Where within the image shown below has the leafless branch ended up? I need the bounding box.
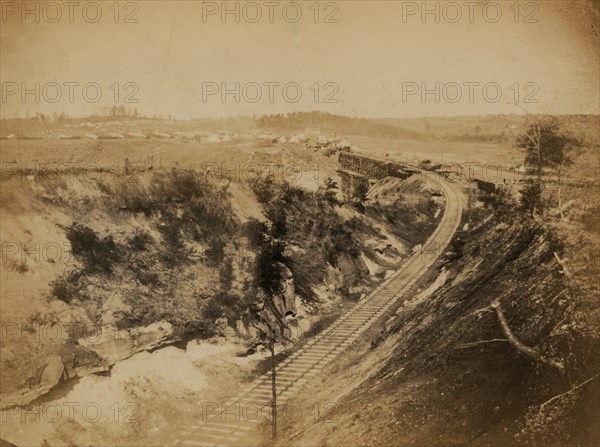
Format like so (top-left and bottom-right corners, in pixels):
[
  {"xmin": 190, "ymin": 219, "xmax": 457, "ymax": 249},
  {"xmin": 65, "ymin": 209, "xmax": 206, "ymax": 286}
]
[
  {"xmin": 456, "ymin": 339, "xmax": 509, "ymax": 349},
  {"xmin": 553, "ymin": 252, "xmax": 572, "ymax": 278},
  {"xmin": 491, "ymin": 299, "xmax": 564, "ymax": 370},
  {"xmin": 538, "ymin": 373, "xmax": 600, "ymax": 410}
]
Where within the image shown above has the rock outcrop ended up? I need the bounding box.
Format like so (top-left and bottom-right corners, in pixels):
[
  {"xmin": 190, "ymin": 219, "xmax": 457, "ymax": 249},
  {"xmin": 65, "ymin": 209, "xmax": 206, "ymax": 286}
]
[
  {"xmin": 78, "ymin": 321, "xmax": 175, "ymax": 365},
  {"xmin": 1, "ymin": 321, "xmax": 175, "ymax": 407}
]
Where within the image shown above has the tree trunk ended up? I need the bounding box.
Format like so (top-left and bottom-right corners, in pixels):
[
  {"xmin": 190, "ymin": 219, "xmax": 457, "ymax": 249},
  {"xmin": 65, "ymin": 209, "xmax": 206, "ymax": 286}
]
[
  {"xmin": 557, "ymin": 166, "xmax": 563, "ymax": 219},
  {"xmin": 491, "ymin": 300, "xmax": 563, "ymax": 370},
  {"xmin": 270, "ymin": 337, "xmax": 277, "ymax": 439}
]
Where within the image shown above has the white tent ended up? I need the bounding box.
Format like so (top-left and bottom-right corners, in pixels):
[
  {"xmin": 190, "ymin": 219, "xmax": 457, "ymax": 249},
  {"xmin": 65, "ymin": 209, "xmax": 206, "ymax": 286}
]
[
  {"xmin": 305, "ymin": 128, "xmax": 320, "ymax": 141},
  {"xmin": 292, "ymin": 133, "xmax": 306, "ymax": 142}
]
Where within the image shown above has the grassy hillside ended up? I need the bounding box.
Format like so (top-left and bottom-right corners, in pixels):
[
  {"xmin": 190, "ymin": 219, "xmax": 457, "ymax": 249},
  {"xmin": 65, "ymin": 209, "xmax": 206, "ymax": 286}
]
[{"xmin": 376, "ymin": 114, "xmax": 600, "ymax": 146}]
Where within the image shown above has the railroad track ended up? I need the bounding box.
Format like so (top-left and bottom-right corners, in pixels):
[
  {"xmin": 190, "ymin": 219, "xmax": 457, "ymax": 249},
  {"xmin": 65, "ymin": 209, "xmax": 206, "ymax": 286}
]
[{"xmin": 172, "ymin": 173, "xmax": 462, "ymax": 447}]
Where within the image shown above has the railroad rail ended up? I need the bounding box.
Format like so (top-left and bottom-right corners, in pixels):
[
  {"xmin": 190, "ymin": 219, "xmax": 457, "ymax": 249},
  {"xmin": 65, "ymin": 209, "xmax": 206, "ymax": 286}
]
[{"xmin": 172, "ymin": 173, "xmax": 463, "ymax": 447}]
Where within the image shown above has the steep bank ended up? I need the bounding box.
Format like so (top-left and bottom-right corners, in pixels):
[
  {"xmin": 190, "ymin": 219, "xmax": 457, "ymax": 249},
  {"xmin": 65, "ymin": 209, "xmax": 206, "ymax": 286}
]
[
  {"xmin": 0, "ymin": 150, "xmax": 442, "ymax": 413},
  {"xmin": 272, "ymin": 185, "xmax": 600, "ymax": 447}
]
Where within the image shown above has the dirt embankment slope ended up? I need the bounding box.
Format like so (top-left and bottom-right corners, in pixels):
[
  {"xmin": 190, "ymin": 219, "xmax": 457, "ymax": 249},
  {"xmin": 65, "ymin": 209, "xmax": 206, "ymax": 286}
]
[{"xmin": 272, "ymin": 186, "xmax": 600, "ymax": 447}]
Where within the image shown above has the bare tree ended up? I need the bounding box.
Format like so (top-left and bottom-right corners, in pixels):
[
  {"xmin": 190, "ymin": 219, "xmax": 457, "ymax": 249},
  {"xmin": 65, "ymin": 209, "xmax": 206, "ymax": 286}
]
[{"xmin": 515, "ymin": 118, "xmax": 580, "ymax": 217}]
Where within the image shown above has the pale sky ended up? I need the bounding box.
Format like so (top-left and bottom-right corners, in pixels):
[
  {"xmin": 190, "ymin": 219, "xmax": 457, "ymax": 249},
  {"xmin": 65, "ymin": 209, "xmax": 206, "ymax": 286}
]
[{"xmin": 1, "ymin": 0, "xmax": 598, "ymax": 119}]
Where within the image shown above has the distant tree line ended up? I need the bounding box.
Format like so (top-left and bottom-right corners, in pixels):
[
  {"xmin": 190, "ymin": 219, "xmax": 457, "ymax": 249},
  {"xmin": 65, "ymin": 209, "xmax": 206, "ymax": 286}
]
[{"xmin": 256, "ymin": 111, "xmax": 425, "ymax": 139}]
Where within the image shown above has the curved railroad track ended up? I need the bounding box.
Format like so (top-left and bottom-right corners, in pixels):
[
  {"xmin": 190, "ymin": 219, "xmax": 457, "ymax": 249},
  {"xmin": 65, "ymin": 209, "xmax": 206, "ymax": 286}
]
[{"xmin": 172, "ymin": 172, "xmax": 463, "ymax": 447}]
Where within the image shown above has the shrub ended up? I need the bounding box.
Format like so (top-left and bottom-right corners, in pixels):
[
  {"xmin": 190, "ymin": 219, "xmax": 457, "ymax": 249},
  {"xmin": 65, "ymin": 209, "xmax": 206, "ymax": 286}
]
[
  {"xmin": 64, "ymin": 224, "xmax": 122, "ymax": 274},
  {"xmin": 133, "ymin": 268, "xmax": 161, "ymax": 286},
  {"xmin": 50, "ymin": 271, "xmax": 85, "ymax": 304},
  {"xmin": 219, "ymin": 258, "xmax": 234, "ymax": 290},
  {"xmin": 479, "ymin": 186, "xmax": 517, "ymax": 222},
  {"xmin": 288, "ymin": 250, "xmax": 325, "ymax": 302},
  {"xmin": 128, "ymin": 230, "xmax": 153, "ymax": 251},
  {"xmin": 325, "ymin": 223, "xmax": 360, "ymax": 266},
  {"xmin": 14, "ymin": 261, "xmax": 28, "ymax": 273},
  {"xmin": 242, "ymin": 219, "xmax": 268, "ymax": 248},
  {"xmin": 249, "ymin": 175, "xmax": 277, "ymax": 204},
  {"xmin": 203, "ymin": 291, "xmax": 245, "ymax": 322},
  {"xmin": 520, "ymin": 181, "xmax": 544, "ymax": 217},
  {"xmin": 204, "ymin": 237, "xmax": 226, "ymax": 267}
]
